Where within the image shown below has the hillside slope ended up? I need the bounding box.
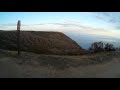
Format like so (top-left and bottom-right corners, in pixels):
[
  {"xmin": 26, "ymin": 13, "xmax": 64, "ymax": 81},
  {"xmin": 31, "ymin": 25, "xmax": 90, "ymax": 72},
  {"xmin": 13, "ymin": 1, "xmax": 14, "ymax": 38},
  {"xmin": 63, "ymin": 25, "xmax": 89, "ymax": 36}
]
[{"xmin": 0, "ymin": 31, "xmax": 83, "ymax": 55}]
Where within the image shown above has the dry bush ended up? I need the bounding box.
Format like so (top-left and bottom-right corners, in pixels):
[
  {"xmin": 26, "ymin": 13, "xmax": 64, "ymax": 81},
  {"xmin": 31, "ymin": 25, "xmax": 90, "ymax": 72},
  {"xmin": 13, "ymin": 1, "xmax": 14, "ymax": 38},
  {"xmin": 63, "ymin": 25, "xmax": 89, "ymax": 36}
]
[
  {"xmin": 104, "ymin": 43, "xmax": 116, "ymax": 51},
  {"xmin": 89, "ymin": 41, "xmax": 116, "ymax": 53},
  {"xmin": 89, "ymin": 41, "xmax": 105, "ymax": 53}
]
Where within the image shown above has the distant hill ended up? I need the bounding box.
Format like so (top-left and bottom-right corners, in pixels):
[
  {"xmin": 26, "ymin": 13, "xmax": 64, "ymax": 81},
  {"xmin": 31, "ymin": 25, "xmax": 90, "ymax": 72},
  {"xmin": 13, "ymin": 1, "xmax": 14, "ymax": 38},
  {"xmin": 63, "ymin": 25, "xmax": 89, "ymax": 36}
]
[{"xmin": 0, "ymin": 30, "xmax": 84, "ymax": 55}]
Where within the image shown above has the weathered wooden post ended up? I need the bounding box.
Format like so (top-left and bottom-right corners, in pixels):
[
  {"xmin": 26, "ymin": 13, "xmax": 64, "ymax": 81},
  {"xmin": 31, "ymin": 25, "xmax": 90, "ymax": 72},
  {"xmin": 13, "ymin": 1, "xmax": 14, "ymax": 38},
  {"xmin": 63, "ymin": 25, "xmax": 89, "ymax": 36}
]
[{"xmin": 17, "ymin": 20, "xmax": 21, "ymax": 56}]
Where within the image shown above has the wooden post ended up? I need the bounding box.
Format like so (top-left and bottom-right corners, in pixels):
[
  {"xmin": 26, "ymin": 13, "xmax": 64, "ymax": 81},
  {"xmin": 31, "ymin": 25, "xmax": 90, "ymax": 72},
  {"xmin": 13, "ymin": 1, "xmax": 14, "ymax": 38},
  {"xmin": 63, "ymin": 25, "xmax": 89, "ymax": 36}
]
[{"xmin": 17, "ymin": 20, "xmax": 21, "ymax": 56}]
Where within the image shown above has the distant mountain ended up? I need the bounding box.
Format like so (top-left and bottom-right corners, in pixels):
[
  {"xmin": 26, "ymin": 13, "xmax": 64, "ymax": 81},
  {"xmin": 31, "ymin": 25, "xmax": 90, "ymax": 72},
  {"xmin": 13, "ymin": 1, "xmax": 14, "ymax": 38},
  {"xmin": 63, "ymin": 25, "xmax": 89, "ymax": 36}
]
[{"xmin": 0, "ymin": 30, "xmax": 84, "ymax": 55}]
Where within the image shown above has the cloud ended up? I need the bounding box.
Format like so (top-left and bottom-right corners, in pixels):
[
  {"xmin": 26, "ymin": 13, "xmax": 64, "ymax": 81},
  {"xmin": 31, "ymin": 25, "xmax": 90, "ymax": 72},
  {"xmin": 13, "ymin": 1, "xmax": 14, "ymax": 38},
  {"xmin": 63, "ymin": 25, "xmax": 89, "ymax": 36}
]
[
  {"xmin": 48, "ymin": 22, "xmax": 82, "ymax": 27},
  {"xmin": 95, "ymin": 15, "xmax": 107, "ymax": 21},
  {"xmin": 93, "ymin": 12, "xmax": 113, "ymax": 23},
  {"xmin": 92, "ymin": 12, "xmax": 120, "ymax": 30},
  {"xmin": 114, "ymin": 26, "xmax": 120, "ymax": 30},
  {"xmin": 97, "ymin": 12, "xmax": 111, "ymax": 17},
  {"xmin": 0, "ymin": 22, "xmax": 109, "ymax": 31},
  {"xmin": 38, "ymin": 22, "xmax": 116, "ymax": 37},
  {"xmin": 0, "ymin": 21, "xmax": 119, "ymax": 39},
  {"xmin": 32, "ymin": 24, "xmax": 45, "ymax": 25},
  {"xmin": 0, "ymin": 23, "xmax": 29, "ymax": 26},
  {"xmin": 93, "ymin": 12, "xmax": 120, "ymax": 29},
  {"xmin": 53, "ymin": 22, "xmax": 109, "ymax": 32},
  {"xmin": 101, "ymin": 12, "xmax": 111, "ymax": 17},
  {"xmin": 93, "ymin": 12, "xmax": 120, "ymax": 23},
  {"xmin": 0, "ymin": 26, "xmax": 7, "ymax": 29},
  {"xmin": 0, "ymin": 20, "xmax": 111, "ymax": 34},
  {"xmin": 0, "ymin": 24, "xmax": 16, "ymax": 26}
]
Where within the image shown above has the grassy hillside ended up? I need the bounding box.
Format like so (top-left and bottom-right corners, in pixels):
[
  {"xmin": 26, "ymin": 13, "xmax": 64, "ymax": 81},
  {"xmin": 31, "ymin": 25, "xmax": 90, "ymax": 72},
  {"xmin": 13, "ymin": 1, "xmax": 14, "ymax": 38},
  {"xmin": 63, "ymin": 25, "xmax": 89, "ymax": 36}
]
[{"xmin": 0, "ymin": 31, "xmax": 84, "ymax": 55}]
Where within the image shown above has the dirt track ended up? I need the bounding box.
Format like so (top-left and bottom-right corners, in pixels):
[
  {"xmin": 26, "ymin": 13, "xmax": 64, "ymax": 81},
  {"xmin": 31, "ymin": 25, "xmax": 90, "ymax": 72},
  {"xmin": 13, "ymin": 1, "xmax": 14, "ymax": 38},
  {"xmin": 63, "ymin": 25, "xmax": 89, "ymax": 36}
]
[
  {"xmin": 0, "ymin": 57, "xmax": 23, "ymax": 78},
  {"xmin": 0, "ymin": 53, "xmax": 120, "ymax": 78},
  {"xmin": 68, "ymin": 58, "xmax": 120, "ymax": 78}
]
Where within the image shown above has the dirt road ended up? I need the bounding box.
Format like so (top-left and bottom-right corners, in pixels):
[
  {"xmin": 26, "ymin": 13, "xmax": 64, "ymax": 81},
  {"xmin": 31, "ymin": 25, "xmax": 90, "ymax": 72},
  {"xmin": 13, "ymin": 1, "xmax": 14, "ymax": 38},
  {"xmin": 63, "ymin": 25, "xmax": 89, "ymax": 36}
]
[
  {"xmin": 0, "ymin": 57, "xmax": 23, "ymax": 78},
  {"xmin": 67, "ymin": 58, "xmax": 120, "ymax": 78},
  {"xmin": 1, "ymin": 49, "xmax": 120, "ymax": 78},
  {"xmin": 0, "ymin": 56, "xmax": 120, "ymax": 78}
]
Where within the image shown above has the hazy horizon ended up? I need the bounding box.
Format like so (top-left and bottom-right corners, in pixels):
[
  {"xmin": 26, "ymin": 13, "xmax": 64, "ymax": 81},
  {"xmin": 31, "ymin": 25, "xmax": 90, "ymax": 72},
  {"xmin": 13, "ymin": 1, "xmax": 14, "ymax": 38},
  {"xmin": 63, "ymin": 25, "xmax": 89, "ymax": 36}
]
[{"xmin": 1, "ymin": 12, "xmax": 120, "ymax": 49}]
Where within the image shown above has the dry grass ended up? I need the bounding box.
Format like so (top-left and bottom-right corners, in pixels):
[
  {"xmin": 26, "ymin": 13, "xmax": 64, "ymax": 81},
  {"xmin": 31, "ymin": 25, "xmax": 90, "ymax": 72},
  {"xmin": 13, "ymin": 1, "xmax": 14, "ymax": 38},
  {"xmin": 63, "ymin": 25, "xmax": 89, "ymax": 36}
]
[{"xmin": 0, "ymin": 31, "xmax": 83, "ymax": 55}]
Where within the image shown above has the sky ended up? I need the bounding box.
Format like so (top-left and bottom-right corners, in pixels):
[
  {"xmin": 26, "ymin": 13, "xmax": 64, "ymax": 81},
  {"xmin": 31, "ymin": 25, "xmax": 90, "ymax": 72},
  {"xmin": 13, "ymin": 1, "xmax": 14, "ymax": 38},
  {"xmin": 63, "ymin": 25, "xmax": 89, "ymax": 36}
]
[{"xmin": 0, "ymin": 12, "xmax": 120, "ymax": 49}]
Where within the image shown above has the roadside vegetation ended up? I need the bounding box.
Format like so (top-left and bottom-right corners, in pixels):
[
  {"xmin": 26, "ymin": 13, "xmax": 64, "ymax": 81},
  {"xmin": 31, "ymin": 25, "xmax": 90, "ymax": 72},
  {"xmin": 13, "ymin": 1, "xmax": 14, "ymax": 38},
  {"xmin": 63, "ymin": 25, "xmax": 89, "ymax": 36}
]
[{"xmin": 88, "ymin": 41, "xmax": 117, "ymax": 54}]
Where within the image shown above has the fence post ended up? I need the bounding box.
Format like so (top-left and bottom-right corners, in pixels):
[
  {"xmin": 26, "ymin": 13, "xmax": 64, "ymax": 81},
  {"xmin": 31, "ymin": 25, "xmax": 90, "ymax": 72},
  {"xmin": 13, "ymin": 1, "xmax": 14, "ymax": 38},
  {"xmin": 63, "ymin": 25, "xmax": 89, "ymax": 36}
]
[{"xmin": 17, "ymin": 20, "xmax": 21, "ymax": 56}]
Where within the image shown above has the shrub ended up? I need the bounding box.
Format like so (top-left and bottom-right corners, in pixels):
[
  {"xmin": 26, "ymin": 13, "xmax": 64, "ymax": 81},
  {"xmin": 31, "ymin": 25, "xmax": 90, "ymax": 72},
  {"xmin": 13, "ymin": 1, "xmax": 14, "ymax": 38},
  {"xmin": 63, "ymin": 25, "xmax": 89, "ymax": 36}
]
[
  {"xmin": 104, "ymin": 43, "xmax": 115, "ymax": 51},
  {"xmin": 88, "ymin": 41, "xmax": 116, "ymax": 53},
  {"xmin": 88, "ymin": 41, "xmax": 105, "ymax": 53}
]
